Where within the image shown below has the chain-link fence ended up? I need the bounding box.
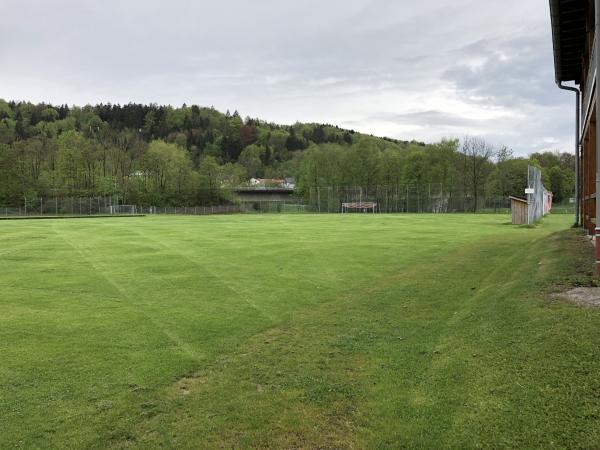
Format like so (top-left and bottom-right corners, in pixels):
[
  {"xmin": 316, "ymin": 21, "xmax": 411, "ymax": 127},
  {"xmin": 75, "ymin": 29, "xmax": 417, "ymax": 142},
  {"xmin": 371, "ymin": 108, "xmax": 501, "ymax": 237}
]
[
  {"xmin": 0, "ymin": 197, "xmax": 243, "ymax": 217},
  {"xmin": 238, "ymin": 199, "xmax": 308, "ymax": 214},
  {"xmin": 0, "ymin": 196, "xmax": 125, "ymax": 217},
  {"xmin": 139, "ymin": 205, "xmax": 243, "ymax": 215}
]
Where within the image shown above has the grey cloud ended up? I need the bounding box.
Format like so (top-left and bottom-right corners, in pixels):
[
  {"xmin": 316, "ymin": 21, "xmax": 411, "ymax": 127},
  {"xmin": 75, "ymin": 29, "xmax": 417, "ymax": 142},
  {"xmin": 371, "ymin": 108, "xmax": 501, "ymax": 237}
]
[
  {"xmin": 443, "ymin": 32, "xmax": 565, "ymax": 108},
  {"xmin": 372, "ymin": 110, "xmax": 485, "ymax": 128}
]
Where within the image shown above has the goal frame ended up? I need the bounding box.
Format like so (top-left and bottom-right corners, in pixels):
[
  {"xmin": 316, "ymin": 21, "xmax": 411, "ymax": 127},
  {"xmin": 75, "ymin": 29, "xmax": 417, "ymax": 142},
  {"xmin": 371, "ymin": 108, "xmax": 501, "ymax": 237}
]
[
  {"xmin": 108, "ymin": 205, "xmax": 137, "ymax": 215},
  {"xmin": 341, "ymin": 202, "xmax": 377, "ymax": 213}
]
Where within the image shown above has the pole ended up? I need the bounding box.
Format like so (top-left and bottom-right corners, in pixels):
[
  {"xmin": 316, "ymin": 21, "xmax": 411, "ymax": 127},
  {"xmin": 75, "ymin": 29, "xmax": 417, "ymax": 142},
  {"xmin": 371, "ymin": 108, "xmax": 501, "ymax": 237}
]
[
  {"xmin": 317, "ymin": 187, "xmax": 321, "ymax": 213},
  {"xmin": 527, "ymin": 167, "xmax": 531, "ymax": 225},
  {"xmin": 576, "ymin": 90, "xmax": 581, "ymax": 226},
  {"xmin": 596, "ymin": 0, "xmax": 600, "ymax": 274},
  {"xmin": 556, "ymin": 83, "xmax": 581, "ymax": 225},
  {"xmin": 428, "ymin": 183, "xmax": 431, "ymax": 213}
]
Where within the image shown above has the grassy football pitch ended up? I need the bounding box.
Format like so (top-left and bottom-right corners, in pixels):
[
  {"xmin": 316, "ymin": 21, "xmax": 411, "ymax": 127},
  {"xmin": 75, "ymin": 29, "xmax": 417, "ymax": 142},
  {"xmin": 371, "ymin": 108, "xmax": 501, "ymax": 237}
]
[{"xmin": 2, "ymin": 213, "xmax": 600, "ymax": 448}]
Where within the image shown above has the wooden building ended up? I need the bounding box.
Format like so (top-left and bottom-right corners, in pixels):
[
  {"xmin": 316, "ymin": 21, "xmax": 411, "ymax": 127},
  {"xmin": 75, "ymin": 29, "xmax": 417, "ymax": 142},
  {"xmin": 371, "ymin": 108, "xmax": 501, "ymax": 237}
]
[
  {"xmin": 509, "ymin": 196, "xmax": 528, "ymax": 225},
  {"xmin": 234, "ymin": 187, "xmax": 295, "ymax": 203},
  {"xmin": 550, "ymin": 0, "xmax": 600, "ymax": 272}
]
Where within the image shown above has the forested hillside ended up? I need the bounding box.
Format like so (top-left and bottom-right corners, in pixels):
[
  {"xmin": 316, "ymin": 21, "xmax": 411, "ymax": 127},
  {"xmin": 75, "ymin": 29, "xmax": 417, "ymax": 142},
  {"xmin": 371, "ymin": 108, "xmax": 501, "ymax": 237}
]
[{"xmin": 0, "ymin": 99, "xmax": 574, "ymax": 207}]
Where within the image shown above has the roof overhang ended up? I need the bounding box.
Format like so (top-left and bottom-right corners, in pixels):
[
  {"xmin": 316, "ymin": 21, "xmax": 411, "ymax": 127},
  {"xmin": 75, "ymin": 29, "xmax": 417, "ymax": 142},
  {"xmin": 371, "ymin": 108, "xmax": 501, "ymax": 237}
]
[{"xmin": 549, "ymin": 0, "xmax": 588, "ymax": 83}]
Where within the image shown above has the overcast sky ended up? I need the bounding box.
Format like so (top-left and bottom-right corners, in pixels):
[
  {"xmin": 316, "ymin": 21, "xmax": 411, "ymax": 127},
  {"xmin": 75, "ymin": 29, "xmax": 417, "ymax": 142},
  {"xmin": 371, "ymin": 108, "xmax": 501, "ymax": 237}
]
[{"xmin": 0, "ymin": 0, "xmax": 575, "ymax": 156}]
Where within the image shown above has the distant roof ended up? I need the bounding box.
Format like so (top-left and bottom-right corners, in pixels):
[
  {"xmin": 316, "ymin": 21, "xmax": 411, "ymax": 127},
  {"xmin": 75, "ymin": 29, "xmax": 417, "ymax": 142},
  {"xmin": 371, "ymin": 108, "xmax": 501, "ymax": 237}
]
[
  {"xmin": 235, "ymin": 187, "xmax": 294, "ymax": 193},
  {"xmin": 509, "ymin": 196, "xmax": 527, "ymax": 203},
  {"xmin": 549, "ymin": 0, "xmax": 588, "ymax": 83}
]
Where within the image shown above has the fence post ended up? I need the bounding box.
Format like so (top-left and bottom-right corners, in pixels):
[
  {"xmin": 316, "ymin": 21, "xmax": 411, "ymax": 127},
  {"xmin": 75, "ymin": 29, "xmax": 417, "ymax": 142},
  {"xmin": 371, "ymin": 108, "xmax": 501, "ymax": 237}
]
[
  {"xmin": 317, "ymin": 187, "xmax": 321, "ymax": 213},
  {"xmin": 40, "ymin": 198, "xmax": 43, "ymax": 216}
]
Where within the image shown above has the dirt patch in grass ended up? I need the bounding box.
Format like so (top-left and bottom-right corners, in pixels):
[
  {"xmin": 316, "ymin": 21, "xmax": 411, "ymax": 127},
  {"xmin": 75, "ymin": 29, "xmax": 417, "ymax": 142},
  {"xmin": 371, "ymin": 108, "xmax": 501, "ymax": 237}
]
[
  {"xmin": 558, "ymin": 287, "xmax": 600, "ymax": 308},
  {"xmin": 550, "ymin": 229, "xmax": 600, "ymax": 307},
  {"xmin": 171, "ymin": 375, "xmax": 207, "ymax": 398}
]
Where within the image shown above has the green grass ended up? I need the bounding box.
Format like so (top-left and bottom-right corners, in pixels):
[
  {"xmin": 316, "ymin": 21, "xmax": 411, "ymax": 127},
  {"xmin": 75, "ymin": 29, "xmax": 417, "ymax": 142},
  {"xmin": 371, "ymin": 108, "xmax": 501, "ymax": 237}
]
[{"xmin": 2, "ymin": 213, "xmax": 600, "ymax": 448}]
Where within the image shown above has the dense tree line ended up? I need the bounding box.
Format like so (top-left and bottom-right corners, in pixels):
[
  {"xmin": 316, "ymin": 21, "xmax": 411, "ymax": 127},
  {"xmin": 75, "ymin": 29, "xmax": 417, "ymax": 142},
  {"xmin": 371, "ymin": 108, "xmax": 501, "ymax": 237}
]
[
  {"xmin": 0, "ymin": 99, "xmax": 574, "ymax": 208},
  {"xmin": 297, "ymin": 137, "xmax": 575, "ymax": 206}
]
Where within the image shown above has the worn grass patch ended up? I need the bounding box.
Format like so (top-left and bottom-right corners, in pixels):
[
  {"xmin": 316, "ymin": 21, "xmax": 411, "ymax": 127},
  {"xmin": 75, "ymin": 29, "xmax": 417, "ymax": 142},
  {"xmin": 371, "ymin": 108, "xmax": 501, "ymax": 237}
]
[{"xmin": 2, "ymin": 214, "xmax": 600, "ymax": 448}]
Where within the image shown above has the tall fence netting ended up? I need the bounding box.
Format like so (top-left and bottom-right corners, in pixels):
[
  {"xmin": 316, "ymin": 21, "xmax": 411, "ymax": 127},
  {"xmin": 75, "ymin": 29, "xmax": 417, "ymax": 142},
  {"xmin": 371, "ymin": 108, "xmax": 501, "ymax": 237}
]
[
  {"xmin": 307, "ymin": 185, "xmax": 510, "ymax": 213},
  {"xmin": 527, "ymin": 166, "xmax": 553, "ymax": 224},
  {"xmin": 0, "ymin": 187, "xmax": 516, "ymax": 218}
]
